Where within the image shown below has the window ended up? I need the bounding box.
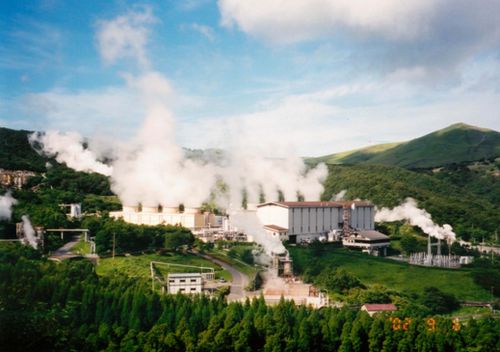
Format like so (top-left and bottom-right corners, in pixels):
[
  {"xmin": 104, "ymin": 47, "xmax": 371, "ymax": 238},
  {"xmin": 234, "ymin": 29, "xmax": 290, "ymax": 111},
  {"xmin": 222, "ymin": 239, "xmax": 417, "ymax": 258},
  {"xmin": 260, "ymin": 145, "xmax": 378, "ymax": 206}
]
[
  {"xmin": 169, "ymin": 279, "xmax": 175, "ymax": 283},
  {"xmin": 190, "ymin": 279, "xmax": 197, "ymax": 282},
  {"xmin": 190, "ymin": 287, "xmax": 196, "ymax": 291},
  {"xmin": 180, "ymin": 279, "xmax": 186, "ymax": 283}
]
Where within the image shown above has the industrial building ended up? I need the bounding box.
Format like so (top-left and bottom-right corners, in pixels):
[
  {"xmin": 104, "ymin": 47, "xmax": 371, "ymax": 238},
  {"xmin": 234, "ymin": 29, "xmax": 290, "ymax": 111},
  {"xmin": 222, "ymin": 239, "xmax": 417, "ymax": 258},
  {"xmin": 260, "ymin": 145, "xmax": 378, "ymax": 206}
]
[
  {"xmin": 257, "ymin": 200, "xmax": 390, "ymax": 255},
  {"xmin": 257, "ymin": 201, "xmax": 375, "ymax": 243},
  {"xmin": 342, "ymin": 230, "xmax": 391, "ymax": 256},
  {"xmin": 166, "ymin": 273, "xmax": 203, "ymax": 294},
  {"xmin": 110, "ymin": 206, "xmax": 221, "ymax": 230}
]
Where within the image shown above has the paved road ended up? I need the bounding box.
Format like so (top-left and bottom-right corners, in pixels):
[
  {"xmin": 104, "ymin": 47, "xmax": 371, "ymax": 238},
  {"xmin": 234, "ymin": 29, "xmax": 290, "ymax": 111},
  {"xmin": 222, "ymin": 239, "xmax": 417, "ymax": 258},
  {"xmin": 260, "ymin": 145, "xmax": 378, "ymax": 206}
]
[
  {"xmin": 49, "ymin": 235, "xmax": 81, "ymax": 260},
  {"xmin": 196, "ymin": 253, "xmax": 250, "ymax": 301}
]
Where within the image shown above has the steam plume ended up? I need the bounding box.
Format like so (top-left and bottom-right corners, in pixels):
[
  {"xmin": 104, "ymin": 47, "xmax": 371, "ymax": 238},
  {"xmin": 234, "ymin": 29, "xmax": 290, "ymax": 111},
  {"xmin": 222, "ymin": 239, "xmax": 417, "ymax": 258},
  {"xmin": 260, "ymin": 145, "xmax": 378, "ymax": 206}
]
[
  {"xmin": 21, "ymin": 215, "xmax": 38, "ymax": 249},
  {"xmin": 375, "ymin": 198, "xmax": 456, "ymax": 241},
  {"xmin": 29, "ymin": 131, "xmax": 113, "ymax": 176},
  {"xmin": 0, "ymin": 191, "xmax": 17, "ymax": 220},
  {"xmin": 230, "ymin": 210, "xmax": 286, "ymax": 256}
]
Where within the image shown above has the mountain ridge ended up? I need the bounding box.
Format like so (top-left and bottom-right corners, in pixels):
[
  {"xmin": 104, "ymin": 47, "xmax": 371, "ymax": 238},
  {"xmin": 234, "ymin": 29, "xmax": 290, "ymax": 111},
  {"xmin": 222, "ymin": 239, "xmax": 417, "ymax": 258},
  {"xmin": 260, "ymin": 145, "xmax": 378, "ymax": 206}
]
[{"xmin": 308, "ymin": 123, "xmax": 500, "ymax": 169}]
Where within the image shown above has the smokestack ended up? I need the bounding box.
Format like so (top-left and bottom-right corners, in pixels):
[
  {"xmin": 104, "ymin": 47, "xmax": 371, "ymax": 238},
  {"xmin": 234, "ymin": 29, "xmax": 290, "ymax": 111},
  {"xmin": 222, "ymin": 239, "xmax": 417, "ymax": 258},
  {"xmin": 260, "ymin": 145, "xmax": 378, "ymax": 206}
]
[{"xmin": 343, "ymin": 203, "xmax": 351, "ymax": 235}]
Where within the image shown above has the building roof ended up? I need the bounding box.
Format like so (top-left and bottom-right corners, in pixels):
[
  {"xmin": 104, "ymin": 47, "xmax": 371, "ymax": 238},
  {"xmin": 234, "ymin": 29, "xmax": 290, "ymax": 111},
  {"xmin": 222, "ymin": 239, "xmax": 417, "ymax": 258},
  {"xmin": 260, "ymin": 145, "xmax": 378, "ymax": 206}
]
[
  {"xmin": 354, "ymin": 230, "xmax": 390, "ymax": 241},
  {"xmin": 167, "ymin": 273, "xmax": 202, "ymax": 278},
  {"xmin": 264, "ymin": 224, "xmax": 289, "ymax": 232},
  {"xmin": 257, "ymin": 201, "xmax": 373, "ymax": 209},
  {"xmin": 362, "ymin": 304, "xmax": 397, "ymax": 312}
]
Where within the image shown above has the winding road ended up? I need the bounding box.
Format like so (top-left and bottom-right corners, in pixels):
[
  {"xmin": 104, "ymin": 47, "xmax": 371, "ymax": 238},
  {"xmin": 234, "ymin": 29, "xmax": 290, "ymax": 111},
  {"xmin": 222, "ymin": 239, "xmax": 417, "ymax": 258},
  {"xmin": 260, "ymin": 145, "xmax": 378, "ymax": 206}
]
[
  {"xmin": 49, "ymin": 235, "xmax": 81, "ymax": 260},
  {"xmin": 196, "ymin": 253, "xmax": 250, "ymax": 301}
]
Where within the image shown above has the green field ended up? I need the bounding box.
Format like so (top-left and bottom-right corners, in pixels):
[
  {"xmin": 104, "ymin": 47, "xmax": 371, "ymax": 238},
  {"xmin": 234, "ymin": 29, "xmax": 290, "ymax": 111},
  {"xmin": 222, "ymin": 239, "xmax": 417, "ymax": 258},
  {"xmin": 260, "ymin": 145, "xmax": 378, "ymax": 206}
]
[
  {"xmin": 205, "ymin": 246, "xmax": 260, "ymax": 277},
  {"xmin": 289, "ymin": 245, "xmax": 491, "ymax": 301},
  {"xmin": 71, "ymin": 240, "xmax": 92, "ymax": 255},
  {"xmin": 96, "ymin": 252, "xmax": 231, "ymax": 281}
]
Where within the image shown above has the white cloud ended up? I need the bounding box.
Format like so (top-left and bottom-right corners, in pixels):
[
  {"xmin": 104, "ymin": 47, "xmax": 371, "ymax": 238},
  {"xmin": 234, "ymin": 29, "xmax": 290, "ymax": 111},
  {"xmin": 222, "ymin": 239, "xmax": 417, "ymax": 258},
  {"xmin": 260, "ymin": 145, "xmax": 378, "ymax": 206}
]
[
  {"xmin": 19, "ymin": 85, "xmax": 144, "ymax": 138},
  {"xmin": 218, "ymin": 0, "xmax": 500, "ymax": 77},
  {"xmin": 96, "ymin": 6, "xmax": 156, "ymax": 67},
  {"xmin": 190, "ymin": 23, "xmax": 216, "ymax": 41},
  {"xmin": 218, "ymin": 0, "xmax": 438, "ymax": 43},
  {"xmin": 181, "ymin": 76, "xmax": 500, "ymax": 156}
]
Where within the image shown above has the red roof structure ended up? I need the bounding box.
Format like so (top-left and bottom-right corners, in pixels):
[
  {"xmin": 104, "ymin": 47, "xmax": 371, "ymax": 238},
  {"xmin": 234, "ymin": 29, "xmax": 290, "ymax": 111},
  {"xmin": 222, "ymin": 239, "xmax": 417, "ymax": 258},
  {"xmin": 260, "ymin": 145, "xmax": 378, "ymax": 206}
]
[
  {"xmin": 361, "ymin": 304, "xmax": 397, "ymax": 312},
  {"xmin": 257, "ymin": 201, "xmax": 373, "ymax": 208}
]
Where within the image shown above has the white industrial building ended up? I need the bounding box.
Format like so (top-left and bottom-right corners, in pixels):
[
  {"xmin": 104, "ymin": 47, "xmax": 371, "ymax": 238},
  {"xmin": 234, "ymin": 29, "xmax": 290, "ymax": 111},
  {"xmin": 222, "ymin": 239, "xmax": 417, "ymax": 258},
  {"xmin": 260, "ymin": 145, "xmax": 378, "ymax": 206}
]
[
  {"xmin": 167, "ymin": 273, "xmax": 203, "ymax": 294},
  {"xmin": 256, "ymin": 201, "xmax": 374, "ymax": 243},
  {"xmin": 257, "ymin": 201, "xmax": 390, "ymax": 255},
  {"xmin": 110, "ymin": 206, "xmax": 220, "ymax": 230}
]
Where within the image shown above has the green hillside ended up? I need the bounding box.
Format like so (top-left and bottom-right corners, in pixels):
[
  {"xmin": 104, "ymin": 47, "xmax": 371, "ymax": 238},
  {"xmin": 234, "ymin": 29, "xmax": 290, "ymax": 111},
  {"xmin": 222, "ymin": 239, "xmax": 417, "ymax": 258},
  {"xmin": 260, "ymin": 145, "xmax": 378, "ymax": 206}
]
[
  {"xmin": 321, "ymin": 164, "xmax": 499, "ymax": 242},
  {"xmin": 0, "ymin": 127, "xmax": 47, "ymax": 171},
  {"xmin": 308, "ymin": 142, "xmax": 401, "ymax": 165},
  {"xmin": 309, "ymin": 123, "xmax": 500, "ymax": 168}
]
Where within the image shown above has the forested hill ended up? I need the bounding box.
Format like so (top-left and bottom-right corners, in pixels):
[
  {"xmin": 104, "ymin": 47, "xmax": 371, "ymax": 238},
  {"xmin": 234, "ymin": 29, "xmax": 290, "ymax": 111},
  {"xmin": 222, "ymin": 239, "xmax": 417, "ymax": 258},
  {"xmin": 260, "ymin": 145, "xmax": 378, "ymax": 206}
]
[
  {"xmin": 321, "ymin": 163, "xmax": 499, "ymax": 242},
  {"xmin": 309, "ymin": 123, "xmax": 500, "ymax": 168},
  {"xmin": 0, "ymin": 127, "xmax": 46, "ymax": 171}
]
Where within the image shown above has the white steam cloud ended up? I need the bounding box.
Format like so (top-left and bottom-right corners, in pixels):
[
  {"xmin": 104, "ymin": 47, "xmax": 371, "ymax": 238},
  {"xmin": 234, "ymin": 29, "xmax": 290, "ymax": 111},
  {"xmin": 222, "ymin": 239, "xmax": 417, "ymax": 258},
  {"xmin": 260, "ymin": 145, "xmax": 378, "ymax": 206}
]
[
  {"xmin": 332, "ymin": 189, "xmax": 347, "ymax": 201},
  {"xmin": 21, "ymin": 215, "xmax": 38, "ymax": 249},
  {"xmin": 29, "ymin": 131, "xmax": 113, "ymax": 176},
  {"xmin": 0, "ymin": 191, "xmax": 17, "ymax": 220},
  {"xmin": 29, "ymin": 8, "xmax": 328, "ymax": 212},
  {"xmin": 230, "ymin": 210, "xmax": 286, "ymax": 256},
  {"xmin": 375, "ymin": 198, "xmax": 456, "ymax": 241}
]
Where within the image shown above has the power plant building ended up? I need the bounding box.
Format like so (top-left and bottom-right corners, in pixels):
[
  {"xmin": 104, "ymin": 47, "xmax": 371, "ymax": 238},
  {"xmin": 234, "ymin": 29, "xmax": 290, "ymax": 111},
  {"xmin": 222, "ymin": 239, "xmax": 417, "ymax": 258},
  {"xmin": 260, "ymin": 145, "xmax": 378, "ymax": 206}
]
[
  {"xmin": 110, "ymin": 206, "xmax": 218, "ymax": 230},
  {"xmin": 256, "ymin": 201, "xmax": 376, "ymax": 244}
]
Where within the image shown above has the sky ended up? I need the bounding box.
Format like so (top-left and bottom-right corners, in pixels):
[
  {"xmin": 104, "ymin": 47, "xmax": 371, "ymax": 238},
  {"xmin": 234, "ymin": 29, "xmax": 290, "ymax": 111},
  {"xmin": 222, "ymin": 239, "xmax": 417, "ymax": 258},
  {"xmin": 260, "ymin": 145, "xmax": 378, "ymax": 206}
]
[{"xmin": 1, "ymin": 0, "xmax": 500, "ymax": 157}]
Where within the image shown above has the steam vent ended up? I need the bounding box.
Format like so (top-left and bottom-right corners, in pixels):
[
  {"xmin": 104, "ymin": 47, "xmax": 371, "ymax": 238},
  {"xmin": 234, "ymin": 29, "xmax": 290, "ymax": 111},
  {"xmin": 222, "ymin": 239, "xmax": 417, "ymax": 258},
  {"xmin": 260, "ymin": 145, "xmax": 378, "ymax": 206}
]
[{"xmin": 110, "ymin": 205, "xmax": 219, "ymax": 230}]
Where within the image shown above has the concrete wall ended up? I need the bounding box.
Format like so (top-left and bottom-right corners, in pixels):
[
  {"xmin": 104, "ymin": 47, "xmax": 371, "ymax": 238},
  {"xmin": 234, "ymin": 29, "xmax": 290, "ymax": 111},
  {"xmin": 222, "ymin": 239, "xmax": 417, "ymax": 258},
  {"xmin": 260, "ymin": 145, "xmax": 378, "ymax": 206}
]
[
  {"xmin": 350, "ymin": 206, "xmax": 374, "ymax": 230},
  {"xmin": 290, "ymin": 206, "xmax": 343, "ymax": 236}
]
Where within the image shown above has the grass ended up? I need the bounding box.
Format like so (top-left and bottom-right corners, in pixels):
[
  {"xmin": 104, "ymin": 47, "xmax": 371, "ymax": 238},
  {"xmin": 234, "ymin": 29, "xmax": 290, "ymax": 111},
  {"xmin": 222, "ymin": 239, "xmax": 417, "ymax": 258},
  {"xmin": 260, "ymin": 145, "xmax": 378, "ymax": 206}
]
[
  {"xmin": 96, "ymin": 252, "xmax": 231, "ymax": 281},
  {"xmin": 289, "ymin": 245, "xmax": 492, "ymax": 301},
  {"xmin": 71, "ymin": 240, "xmax": 92, "ymax": 255},
  {"xmin": 205, "ymin": 248, "xmax": 259, "ymax": 278}
]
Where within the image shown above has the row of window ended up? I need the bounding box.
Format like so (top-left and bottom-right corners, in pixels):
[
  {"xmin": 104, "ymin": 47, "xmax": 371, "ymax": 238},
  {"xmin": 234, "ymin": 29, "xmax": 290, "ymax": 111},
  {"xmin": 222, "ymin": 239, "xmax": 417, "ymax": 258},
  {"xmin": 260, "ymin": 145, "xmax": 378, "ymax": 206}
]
[{"xmin": 169, "ymin": 278, "xmax": 199, "ymax": 283}]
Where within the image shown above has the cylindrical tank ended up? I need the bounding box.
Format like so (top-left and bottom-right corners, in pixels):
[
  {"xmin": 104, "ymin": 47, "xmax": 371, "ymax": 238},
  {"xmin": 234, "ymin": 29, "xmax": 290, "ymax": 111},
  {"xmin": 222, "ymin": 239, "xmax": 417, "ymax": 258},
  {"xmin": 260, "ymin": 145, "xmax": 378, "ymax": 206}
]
[
  {"xmin": 123, "ymin": 205, "xmax": 139, "ymax": 213},
  {"xmin": 142, "ymin": 206, "xmax": 159, "ymax": 213},
  {"xmin": 162, "ymin": 207, "xmax": 179, "ymax": 214}
]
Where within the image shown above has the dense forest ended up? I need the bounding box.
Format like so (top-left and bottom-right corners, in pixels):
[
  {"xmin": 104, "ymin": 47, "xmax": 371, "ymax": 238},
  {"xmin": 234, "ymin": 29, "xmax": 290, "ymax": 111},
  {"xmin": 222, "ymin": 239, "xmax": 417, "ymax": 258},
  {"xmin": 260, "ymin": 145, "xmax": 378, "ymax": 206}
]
[{"xmin": 1, "ymin": 244, "xmax": 499, "ymax": 352}]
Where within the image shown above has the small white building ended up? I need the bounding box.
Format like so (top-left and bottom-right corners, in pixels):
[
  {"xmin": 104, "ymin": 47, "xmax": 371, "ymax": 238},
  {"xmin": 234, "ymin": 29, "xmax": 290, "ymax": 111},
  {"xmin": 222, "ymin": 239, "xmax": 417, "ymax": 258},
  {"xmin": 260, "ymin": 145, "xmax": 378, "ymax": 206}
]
[
  {"xmin": 167, "ymin": 273, "xmax": 203, "ymax": 294},
  {"xmin": 256, "ymin": 201, "xmax": 376, "ymax": 244}
]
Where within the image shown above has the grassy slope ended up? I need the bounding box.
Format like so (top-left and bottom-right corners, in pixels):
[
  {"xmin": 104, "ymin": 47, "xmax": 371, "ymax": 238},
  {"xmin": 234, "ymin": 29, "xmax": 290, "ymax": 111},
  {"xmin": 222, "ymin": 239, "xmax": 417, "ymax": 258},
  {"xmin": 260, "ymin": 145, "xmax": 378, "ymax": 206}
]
[
  {"xmin": 289, "ymin": 246, "xmax": 491, "ymax": 301},
  {"xmin": 307, "ymin": 142, "xmax": 401, "ymax": 165},
  {"xmin": 308, "ymin": 123, "xmax": 500, "ymax": 168},
  {"xmin": 96, "ymin": 252, "xmax": 231, "ymax": 281}
]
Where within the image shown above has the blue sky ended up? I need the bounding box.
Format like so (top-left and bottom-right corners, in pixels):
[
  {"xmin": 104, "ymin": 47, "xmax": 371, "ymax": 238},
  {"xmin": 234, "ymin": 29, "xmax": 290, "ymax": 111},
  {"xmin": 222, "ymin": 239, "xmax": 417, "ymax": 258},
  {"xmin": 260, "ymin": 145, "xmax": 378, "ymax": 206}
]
[{"xmin": 1, "ymin": 0, "xmax": 500, "ymax": 156}]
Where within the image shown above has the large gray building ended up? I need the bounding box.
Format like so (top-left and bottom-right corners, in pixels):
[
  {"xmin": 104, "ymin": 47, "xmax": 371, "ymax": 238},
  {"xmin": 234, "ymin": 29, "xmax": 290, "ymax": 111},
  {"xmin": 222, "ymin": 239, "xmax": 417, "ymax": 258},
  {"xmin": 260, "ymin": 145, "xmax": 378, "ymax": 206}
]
[{"xmin": 256, "ymin": 201, "xmax": 376, "ymax": 244}]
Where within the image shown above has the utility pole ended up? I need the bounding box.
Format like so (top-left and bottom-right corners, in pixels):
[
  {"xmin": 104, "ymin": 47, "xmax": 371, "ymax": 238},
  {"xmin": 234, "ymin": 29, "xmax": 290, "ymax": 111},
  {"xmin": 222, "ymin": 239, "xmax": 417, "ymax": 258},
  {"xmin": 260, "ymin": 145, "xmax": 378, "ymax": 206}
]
[{"xmin": 112, "ymin": 232, "xmax": 116, "ymax": 260}]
